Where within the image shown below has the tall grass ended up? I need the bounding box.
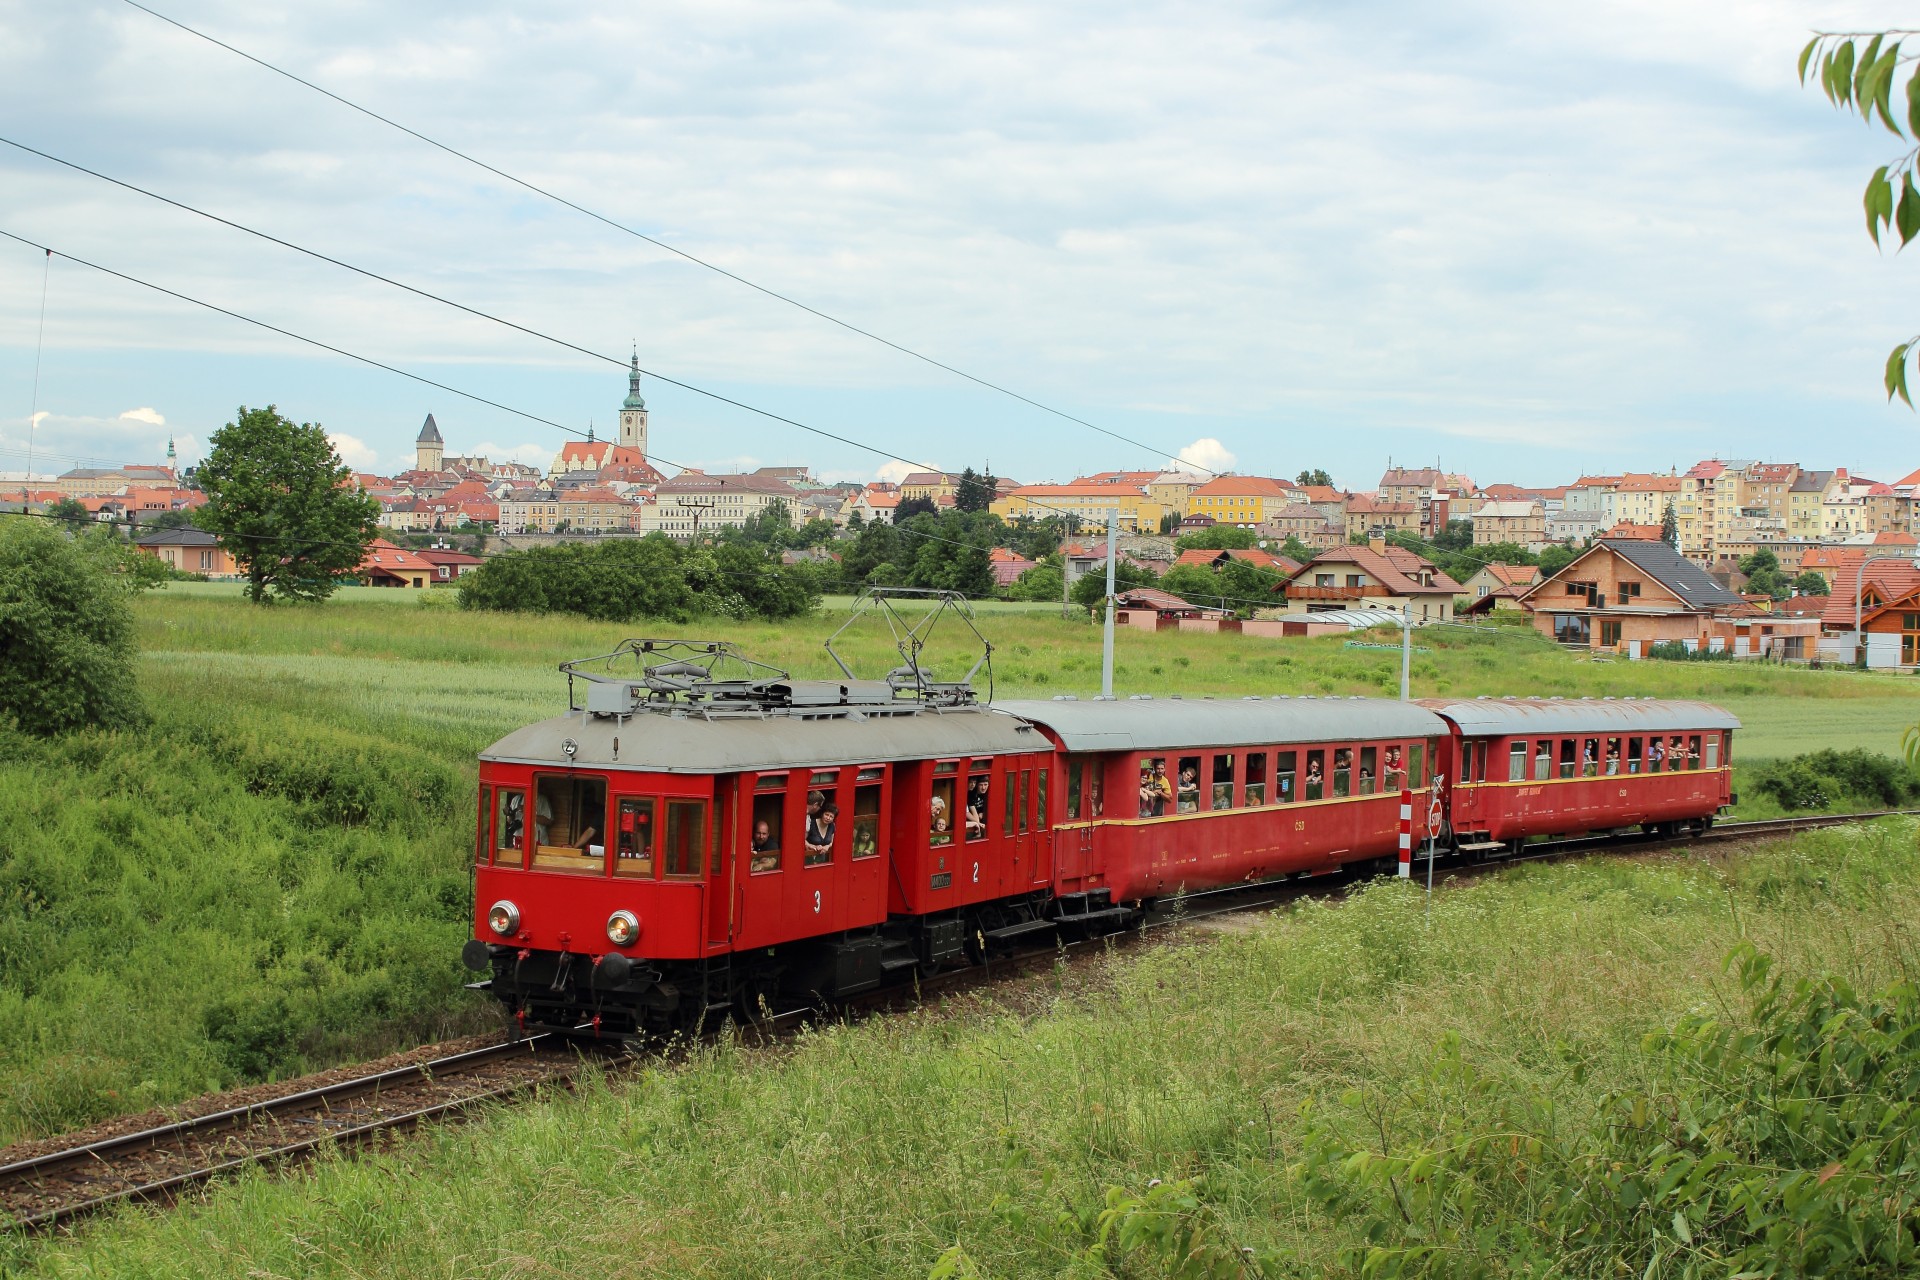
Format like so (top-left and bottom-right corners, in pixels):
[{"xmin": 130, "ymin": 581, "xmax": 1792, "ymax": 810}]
[{"xmin": 13, "ymin": 820, "xmax": 1919, "ymax": 1277}]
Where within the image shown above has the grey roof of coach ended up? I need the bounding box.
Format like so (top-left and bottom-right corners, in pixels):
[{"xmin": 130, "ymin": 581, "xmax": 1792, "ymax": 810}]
[
  {"xmin": 993, "ymin": 697, "xmax": 1448, "ymax": 753},
  {"xmin": 481, "ymin": 705, "xmax": 1040, "ymax": 773},
  {"xmin": 1415, "ymin": 697, "xmax": 1740, "ymax": 735}
]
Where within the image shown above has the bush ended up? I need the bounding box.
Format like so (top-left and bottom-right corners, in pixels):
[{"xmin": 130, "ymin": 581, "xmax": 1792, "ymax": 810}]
[
  {"xmin": 457, "ymin": 536, "xmax": 819, "ymax": 622},
  {"xmin": 1645, "ymin": 639, "xmax": 1737, "ymax": 662},
  {"xmin": 0, "ymin": 516, "xmax": 144, "ymax": 735},
  {"xmin": 1749, "ymin": 748, "xmax": 1920, "ymax": 812}
]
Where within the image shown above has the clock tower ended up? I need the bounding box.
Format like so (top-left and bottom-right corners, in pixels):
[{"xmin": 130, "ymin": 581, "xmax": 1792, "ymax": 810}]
[{"xmin": 618, "ymin": 350, "xmax": 647, "ymax": 458}]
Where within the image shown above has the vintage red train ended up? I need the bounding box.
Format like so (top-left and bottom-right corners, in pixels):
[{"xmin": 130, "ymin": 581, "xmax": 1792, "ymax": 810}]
[{"xmin": 461, "ymin": 636, "xmax": 1738, "ymax": 1034}]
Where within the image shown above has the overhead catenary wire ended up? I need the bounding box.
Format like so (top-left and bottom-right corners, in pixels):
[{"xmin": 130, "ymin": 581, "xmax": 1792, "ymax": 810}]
[{"xmin": 115, "ymin": 0, "xmax": 1224, "ymax": 476}]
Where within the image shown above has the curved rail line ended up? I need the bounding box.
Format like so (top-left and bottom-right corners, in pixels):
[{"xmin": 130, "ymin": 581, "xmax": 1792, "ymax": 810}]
[{"xmin": 8, "ymin": 808, "xmax": 1908, "ymax": 1233}]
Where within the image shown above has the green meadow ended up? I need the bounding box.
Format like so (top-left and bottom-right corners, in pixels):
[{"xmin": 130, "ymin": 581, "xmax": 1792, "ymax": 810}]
[{"xmin": 0, "ymin": 587, "xmax": 1912, "ymax": 1151}]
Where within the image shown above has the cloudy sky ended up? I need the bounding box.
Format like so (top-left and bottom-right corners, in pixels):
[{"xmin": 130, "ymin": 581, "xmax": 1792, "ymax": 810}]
[{"xmin": 1, "ymin": 0, "xmax": 1916, "ymax": 488}]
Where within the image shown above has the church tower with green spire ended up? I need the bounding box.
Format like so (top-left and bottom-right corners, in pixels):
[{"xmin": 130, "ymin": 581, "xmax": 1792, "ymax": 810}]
[{"xmin": 618, "ymin": 350, "xmax": 648, "ymax": 459}]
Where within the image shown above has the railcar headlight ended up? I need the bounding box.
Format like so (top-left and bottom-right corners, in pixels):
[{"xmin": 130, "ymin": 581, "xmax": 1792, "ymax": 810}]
[
  {"xmin": 487, "ymin": 900, "xmax": 521, "ymax": 937},
  {"xmin": 606, "ymin": 909, "xmax": 641, "ymax": 947}
]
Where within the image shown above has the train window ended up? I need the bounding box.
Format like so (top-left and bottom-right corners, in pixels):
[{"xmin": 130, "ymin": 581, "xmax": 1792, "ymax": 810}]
[
  {"xmin": 1460, "ymin": 743, "xmax": 1474, "ymax": 783},
  {"xmin": 934, "ymin": 761, "xmax": 959, "ymax": 774},
  {"xmin": 533, "ymin": 775, "xmax": 607, "ymax": 874},
  {"xmin": 614, "ymin": 798, "xmax": 656, "ymax": 878},
  {"xmin": 1475, "ymin": 741, "xmax": 1487, "ymax": 782},
  {"xmin": 1668, "ymin": 736, "xmax": 1686, "ymax": 772},
  {"xmin": 663, "ymin": 800, "xmax": 706, "ymax": 877},
  {"xmin": 1176, "ymin": 757, "xmax": 1202, "ymax": 812},
  {"xmin": 1412, "ymin": 742, "xmax": 1427, "ymax": 788},
  {"xmin": 1037, "ymin": 772, "xmax": 1049, "ymax": 829},
  {"xmin": 1304, "ymin": 750, "xmax": 1324, "ymax": 800},
  {"xmin": 756, "ymin": 773, "xmax": 788, "ymax": 791},
  {"xmin": 1066, "ymin": 759, "xmax": 1083, "ymax": 819},
  {"xmin": 857, "ymin": 766, "xmax": 884, "ymax": 782},
  {"xmin": 1017, "ymin": 771, "xmax": 1030, "ymax": 833},
  {"xmin": 749, "ymin": 792, "xmax": 784, "ymax": 873},
  {"xmin": 1245, "ymin": 753, "xmax": 1268, "ymax": 805},
  {"xmin": 1605, "ymin": 738, "xmax": 1622, "ymax": 775},
  {"xmin": 851, "ymin": 784, "xmax": 881, "ymax": 859},
  {"xmin": 1383, "ymin": 745, "xmax": 1404, "ymax": 792},
  {"xmin": 804, "ymin": 790, "xmax": 837, "ymax": 867},
  {"xmin": 1276, "ymin": 752, "xmax": 1297, "ymax": 804},
  {"xmin": 1582, "ymin": 739, "xmax": 1599, "ymax": 776},
  {"xmin": 1358, "ymin": 747, "xmax": 1377, "ymax": 796},
  {"xmin": 1558, "ymin": 740, "xmax": 1576, "ymax": 779},
  {"xmin": 493, "ymin": 788, "xmax": 526, "ymax": 869},
  {"xmin": 1627, "ymin": 738, "xmax": 1644, "ymax": 774},
  {"xmin": 1647, "ymin": 736, "xmax": 1668, "ymax": 771},
  {"xmin": 810, "ymin": 769, "xmax": 838, "ymax": 788},
  {"xmin": 1212, "ymin": 754, "xmax": 1235, "ymax": 809},
  {"xmin": 965, "ymin": 771, "xmax": 990, "ymax": 842},
  {"xmin": 1533, "ymin": 741, "xmax": 1552, "ymax": 782},
  {"xmin": 1332, "ymin": 748, "xmax": 1351, "ymax": 798},
  {"xmin": 1704, "ymin": 735, "xmax": 1719, "ymax": 769},
  {"xmin": 1088, "ymin": 763, "xmax": 1105, "ymax": 817},
  {"xmin": 1138, "ymin": 758, "xmax": 1169, "ymax": 817},
  {"xmin": 476, "ymin": 785, "xmax": 492, "ymax": 865},
  {"xmin": 931, "ymin": 775, "xmax": 956, "ymax": 846},
  {"xmin": 1508, "ymin": 741, "xmax": 1528, "ymax": 782}
]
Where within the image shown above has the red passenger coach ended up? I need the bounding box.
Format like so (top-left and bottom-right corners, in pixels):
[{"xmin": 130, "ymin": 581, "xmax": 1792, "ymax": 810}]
[{"xmin": 1419, "ymin": 697, "xmax": 1738, "ymax": 853}]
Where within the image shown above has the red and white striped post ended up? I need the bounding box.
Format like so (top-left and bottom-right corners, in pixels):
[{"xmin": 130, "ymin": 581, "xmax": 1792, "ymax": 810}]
[{"xmin": 1397, "ymin": 788, "xmax": 1413, "ymax": 879}]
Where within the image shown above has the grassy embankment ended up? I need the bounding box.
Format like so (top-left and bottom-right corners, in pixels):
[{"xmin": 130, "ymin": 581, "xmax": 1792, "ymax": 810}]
[
  {"xmin": 12, "ymin": 816, "xmax": 1919, "ymax": 1277},
  {"xmin": 0, "ymin": 588, "xmax": 1912, "ymax": 1148}
]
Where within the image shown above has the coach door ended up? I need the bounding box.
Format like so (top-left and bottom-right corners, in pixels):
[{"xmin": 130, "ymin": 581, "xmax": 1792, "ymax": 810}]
[
  {"xmin": 736, "ymin": 771, "xmax": 796, "ymax": 950},
  {"xmin": 707, "ymin": 775, "xmax": 738, "ymax": 948},
  {"xmin": 998, "ymin": 754, "xmax": 1050, "ymax": 893},
  {"xmin": 844, "ymin": 766, "xmax": 888, "ymax": 925}
]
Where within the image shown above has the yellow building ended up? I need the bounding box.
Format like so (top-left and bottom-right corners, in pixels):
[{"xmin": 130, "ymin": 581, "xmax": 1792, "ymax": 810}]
[
  {"xmin": 990, "ymin": 484, "xmax": 1166, "ymax": 532},
  {"xmin": 898, "ymin": 470, "xmax": 959, "ymax": 503},
  {"xmin": 1183, "ymin": 476, "xmax": 1294, "ymax": 527},
  {"xmin": 1611, "ymin": 474, "xmax": 1681, "ymax": 528}
]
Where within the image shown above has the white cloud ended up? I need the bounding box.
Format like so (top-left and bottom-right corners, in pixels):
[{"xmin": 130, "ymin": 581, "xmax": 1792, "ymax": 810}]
[
  {"xmin": 1171, "ymin": 437, "xmax": 1235, "ymax": 475},
  {"xmin": 470, "ymin": 441, "xmax": 554, "ymax": 466},
  {"xmin": 118, "ymin": 406, "xmax": 165, "ymax": 426},
  {"xmin": 873, "ymin": 460, "xmax": 916, "ymax": 485},
  {"xmin": 327, "ymin": 431, "xmax": 379, "ymax": 470}
]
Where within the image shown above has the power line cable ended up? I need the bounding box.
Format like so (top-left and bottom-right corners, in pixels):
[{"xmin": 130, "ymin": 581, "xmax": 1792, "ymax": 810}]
[{"xmin": 115, "ymin": 0, "xmax": 1225, "ymax": 476}]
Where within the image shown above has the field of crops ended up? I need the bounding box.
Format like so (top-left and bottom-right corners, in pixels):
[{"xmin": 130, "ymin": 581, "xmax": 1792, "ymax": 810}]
[{"xmin": 0, "ymin": 587, "xmax": 1913, "ymax": 1151}]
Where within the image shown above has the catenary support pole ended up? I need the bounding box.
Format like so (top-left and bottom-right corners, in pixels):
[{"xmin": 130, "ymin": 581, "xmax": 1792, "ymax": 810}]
[
  {"xmin": 1400, "ymin": 603, "xmax": 1412, "ymax": 701},
  {"xmin": 1100, "ymin": 508, "xmax": 1117, "ymax": 698}
]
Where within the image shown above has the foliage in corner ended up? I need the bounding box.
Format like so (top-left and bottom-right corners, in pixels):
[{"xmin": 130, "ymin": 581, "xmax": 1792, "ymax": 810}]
[
  {"xmin": 0, "ymin": 516, "xmax": 144, "ymax": 735},
  {"xmin": 1801, "ymin": 30, "xmax": 1920, "ymax": 403},
  {"xmin": 196, "ymin": 405, "xmax": 380, "ymax": 603}
]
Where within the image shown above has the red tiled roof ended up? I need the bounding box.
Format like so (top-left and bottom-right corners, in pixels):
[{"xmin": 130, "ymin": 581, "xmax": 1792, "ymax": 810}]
[
  {"xmin": 360, "ymin": 539, "xmax": 434, "ymax": 576},
  {"xmin": 1115, "ymin": 587, "xmax": 1199, "ymax": 613},
  {"xmin": 1602, "ymin": 522, "xmax": 1664, "ymax": 540},
  {"xmin": 1821, "ymin": 561, "xmax": 1920, "ymax": 628},
  {"xmin": 1285, "ymin": 545, "xmax": 1463, "ymax": 596},
  {"xmin": 1190, "ymin": 475, "xmax": 1294, "ymax": 498}
]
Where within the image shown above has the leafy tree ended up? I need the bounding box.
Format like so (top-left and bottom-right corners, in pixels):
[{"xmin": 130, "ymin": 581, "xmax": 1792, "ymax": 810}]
[
  {"xmin": 0, "ymin": 516, "xmax": 144, "ymax": 735},
  {"xmin": 45, "ymin": 497, "xmax": 92, "ymax": 530},
  {"xmin": 1537, "ymin": 543, "xmax": 1581, "ymax": 578},
  {"xmin": 953, "ymin": 467, "xmax": 998, "ymax": 514},
  {"xmin": 1295, "ymin": 468, "xmax": 1334, "ymax": 487},
  {"xmin": 902, "ymin": 510, "xmax": 998, "ymax": 597},
  {"xmin": 731, "ymin": 500, "xmax": 792, "ymax": 546},
  {"xmin": 792, "ymin": 516, "xmax": 838, "ymax": 549},
  {"xmin": 1070, "ymin": 558, "xmax": 1158, "ymax": 612},
  {"xmin": 1425, "ymin": 518, "xmax": 1475, "ymax": 553},
  {"xmin": 839, "ymin": 520, "xmax": 903, "ymax": 588},
  {"xmin": 457, "ymin": 535, "xmax": 818, "ymax": 622},
  {"xmin": 1007, "ymin": 559, "xmax": 1065, "ymax": 603},
  {"xmin": 1660, "ymin": 501, "xmax": 1678, "ymax": 548},
  {"xmin": 197, "ymin": 406, "xmax": 379, "ymax": 603},
  {"xmin": 1173, "ymin": 524, "xmax": 1259, "ymax": 551},
  {"xmin": 895, "ymin": 495, "xmax": 938, "ymax": 522},
  {"xmin": 847, "ymin": 509, "xmax": 866, "ymax": 531},
  {"xmin": 1005, "ymin": 515, "xmax": 1068, "ymax": 562},
  {"xmin": 1277, "ymin": 535, "xmax": 1317, "ymax": 565},
  {"xmin": 1157, "ymin": 510, "xmax": 1181, "ymax": 535},
  {"xmin": 1791, "ymin": 569, "xmax": 1831, "ymax": 596},
  {"xmin": 1476, "ymin": 541, "xmax": 1539, "ymax": 566},
  {"xmin": 144, "ymin": 507, "xmax": 199, "ymax": 531}
]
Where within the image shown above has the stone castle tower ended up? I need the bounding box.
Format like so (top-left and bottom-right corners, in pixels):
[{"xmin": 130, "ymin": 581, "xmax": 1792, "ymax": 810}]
[
  {"xmin": 618, "ymin": 351, "xmax": 648, "ymax": 459},
  {"xmin": 415, "ymin": 413, "xmax": 443, "ymax": 472}
]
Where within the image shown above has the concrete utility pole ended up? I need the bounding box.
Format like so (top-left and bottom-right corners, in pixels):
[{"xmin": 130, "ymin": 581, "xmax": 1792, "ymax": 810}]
[
  {"xmin": 1400, "ymin": 603, "xmax": 1412, "ymax": 702},
  {"xmin": 1100, "ymin": 508, "xmax": 1118, "ymax": 699}
]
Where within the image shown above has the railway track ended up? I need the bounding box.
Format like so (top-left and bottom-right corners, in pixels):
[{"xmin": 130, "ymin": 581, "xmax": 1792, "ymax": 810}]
[{"xmin": 9, "ymin": 807, "xmax": 1907, "ymax": 1234}]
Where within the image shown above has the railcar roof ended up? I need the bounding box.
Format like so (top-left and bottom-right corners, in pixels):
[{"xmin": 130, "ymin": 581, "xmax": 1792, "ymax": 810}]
[
  {"xmin": 1415, "ymin": 697, "xmax": 1740, "ymax": 735},
  {"xmin": 992, "ymin": 697, "xmax": 1449, "ymax": 753},
  {"xmin": 481, "ymin": 706, "xmax": 1040, "ymax": 773}
]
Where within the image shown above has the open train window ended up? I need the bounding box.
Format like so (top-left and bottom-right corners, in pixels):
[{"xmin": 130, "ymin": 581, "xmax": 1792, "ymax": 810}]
[
  {"xmin": 1508, "ymin": 741, "xmax": 1527, "ymax": 782},
  {"xmin": 1245, "ymin": 753, "xmax": 1267, "ymax": 805},
  {"xmin": 931, "ymin": 768, "xmax": 957, "ymax": 846},
  {"xmin": 852, "ymin": 782, "xmax": 881, "ymax": 858},
  {"xmin": 1212, "ymin": 754, "xmax": 1235, "ymax": 809},
  {"xmin": 663, "ymin": 799, "xmax": 706, "ymax": 877},
  {"xmin": 750, "ymin": 791, "xmax": 784, "ymax": 873},
  {"xmin": 1357, "ymin": 747, "xmax": 1377, "ymax": 796},
  {"xmin": 1275, "ymin": 751, "xmax": 1296, "ymax": 804},
  {"xmin": 803, "ymin": 787, "xmax": 836, "ymax": 867},
  {"xmin": 1668, "ymin": 736, "xmax": 1686, "ymax": 772},
  {"xmin": 1332, "ymin": 748, "xmax": 1351, "ymax": 798},
  {"xmin": 965, "ymin": 766, "xmax": 990, "ymax": 842},
  {"xmin": 1066, "ymin": 759, "xmax": 1083, "ymax": 819},
  {"xmin": 493, "ymin": 787, "xmax": 526, "ymax": 869},
  {"xmin": 614, "ymin": 798, "xmax": 655, "ymax": 878},
  {"xmin": 1304, "ymin": 750, "xmax": 1324, "ymax": 800},
  {"xmin": 1627, "ymin": 738, "xmax": 1644, "ymax": 774},
  {"xmin": 1558, "ymin": 740, "xmax": 1576, "ymax": 779},
  {"xmin": 1383, "ymin": 745, "xmax": 1404, "ymax": 792},
  {"xmin": 533, "ymin": 775, "xmax": 606, "ymax": 874},
  {"xmin": 1582, "ymin": 738, "xmax": 1599, "ymax": 776},
  {"xmin": 1176, "ymin": 757, "xmax": 1202, "ymax": 812},
  {"xmin": 1138, "ymin": 758, "xmax": 1169, "ymax": 817}
]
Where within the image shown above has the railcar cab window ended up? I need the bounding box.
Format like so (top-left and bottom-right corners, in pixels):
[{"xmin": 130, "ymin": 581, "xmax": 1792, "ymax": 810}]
[
  {"xmin": 1176, "ymin": 758, "xmax": 1201, "ymax": 812},
  {"xmin": 1358, "ymin": 747, "xmax": 1377, "ymax": 795},
  {"xmin": 1332, "ymin": 749, "xmax": 1351, "ymax": 798},
  {"xmin": 1212, "ymin": 754, "xmax": 1235, "ymax": 809},
  {"xmin": 533, "ymin": 775, "xmax": 606, "ymax": 873},
  {"xmin": 493, "ymin": 788, "xmax": 527, "ymax": 869},
  {"xmin": 966, "ymin": 762, "xmax": 991, "ymax": 842},
  {"xmin": 476, "ymin": 786, "xmax": 492, "ymax": 865},
  {"xmin": 1304, "ymin": 751, "xmax": 1324, "ymax": 800},
  {"xmin": 1383, "ymin": 745, "xmax": 1404, "ymax": 792},
  {"xmin": 663, "ymin": 799, "xmax": 707, "ymax": 878},
  {"xmin": 614, "ymin": 798, "xmax": 655, "ymax": 878},
  {"xmin": 751, "ymin": 775, "xmax": 786, "ymax": 874},
  {"xmin": 1245, "ymin": 753, "xmax": 1268, "ymax": 805},
  {"xmin": 852, "ymin": 769, "xmax": 882, "ymax": 859},
  {"xmin": 930, "ymin": 762, "xmax": 957, "ymax": 846},
  {"xmin": 1509, "ymin": 741, "xmax": 1528, "ymax": 782}
]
